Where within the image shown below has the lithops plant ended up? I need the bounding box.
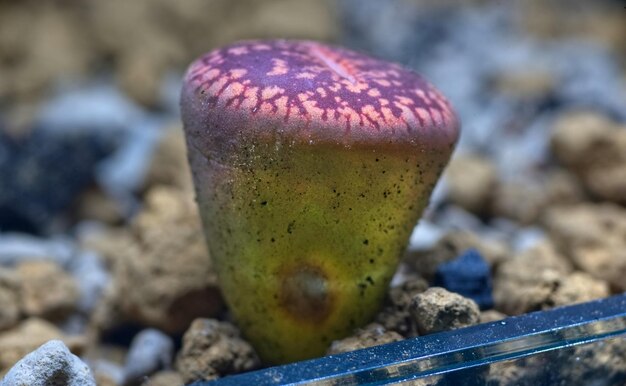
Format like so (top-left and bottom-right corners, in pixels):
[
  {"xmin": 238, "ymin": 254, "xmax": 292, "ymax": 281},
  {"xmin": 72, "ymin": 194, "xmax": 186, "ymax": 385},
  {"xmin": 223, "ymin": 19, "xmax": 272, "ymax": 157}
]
[{"xmin": 181, "ymin": 40, "xmax": 459, "ymax": 364}]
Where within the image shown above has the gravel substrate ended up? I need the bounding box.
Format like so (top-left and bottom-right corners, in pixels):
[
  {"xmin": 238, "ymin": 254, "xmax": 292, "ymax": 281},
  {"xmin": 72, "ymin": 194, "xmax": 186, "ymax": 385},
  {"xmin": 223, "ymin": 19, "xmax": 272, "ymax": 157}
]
[{"xmin": 1, "ymin": 1, "xmax": 625, "ymax": 385}]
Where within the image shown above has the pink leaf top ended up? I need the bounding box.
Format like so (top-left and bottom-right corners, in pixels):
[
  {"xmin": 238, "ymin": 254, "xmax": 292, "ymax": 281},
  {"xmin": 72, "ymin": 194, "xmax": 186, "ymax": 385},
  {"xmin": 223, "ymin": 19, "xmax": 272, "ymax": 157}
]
[{"xmin": 182, "ymin": 40, "xmax": 459, "ymax": 151}]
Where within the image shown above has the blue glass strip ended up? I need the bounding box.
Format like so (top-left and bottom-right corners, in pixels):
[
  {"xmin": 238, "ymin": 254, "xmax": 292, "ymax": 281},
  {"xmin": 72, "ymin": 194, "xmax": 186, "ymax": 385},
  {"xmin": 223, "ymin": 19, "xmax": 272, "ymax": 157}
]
[{"xmin": 191, "ymin": 293, "xmax": 626, "ymax": 385}]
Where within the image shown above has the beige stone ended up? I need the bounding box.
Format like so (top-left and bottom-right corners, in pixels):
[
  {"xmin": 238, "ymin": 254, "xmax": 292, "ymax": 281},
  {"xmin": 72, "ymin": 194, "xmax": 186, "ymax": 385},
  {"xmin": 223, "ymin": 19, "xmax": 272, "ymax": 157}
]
[
  {"xmin": 73, "ymin": 188, "xmax": 125, "ymax": 225},
  {"xmin": 445, "ymin": 154, "xmax": 497, "ymax": 216},
  {"xmin": 176, "ymin": 319, "xmax": 259, "ymax": 383},
  {"xmin": 0, "ymin": 318, "xmax": 86, "ymax": 374},
  {"xmin": 0, "ymin": 268, "xmax": 20, "ymax": 331},
  {"xmin": 493, "ymin": 240, "xmax": 573, "ymax": 315},
  {"xmin": 410, "ymin": 287, "xmax": 480, "ymax": 335},
  {"xmin": 550, "ymin": 272, "xmax": 609, "ymax": 307},
  {"xmin": 114, "ymin": 187, "xmax": 223, "ymax": 333},
  {"xmin": 480, "ymin": 310, "xmax": 507, "ymax": 323},
  {"xmin": 491, "ymin": 69, "xmax": 555, "ymax": 99},
  {"xmin": 492, "ymin": 179, "xmax": 546, "ymax": 225},
  {"xmin": 145, "ymin": 371, "xmax": 184, "ymax": 386},
  {"xmin": 144, "ymin": 127, "xmax": 194, "ymax": 192},
  {"xmin": 551, "ymin": 110, "xmax": 626, "ymax": 204},
  {"xmin": 16, "ymin": 261, "xmax": 79, "ymax": 321},
  {"xmin": 376, "ymin": 276, "xmax": 428, "ymax": 337},
  {"xmin": 544, "ymin": 203, "xmax": 626, "ymax": 291},
  {"xmin": 327, "ymin": 323, "xmax": 404, "ymax": 355}
]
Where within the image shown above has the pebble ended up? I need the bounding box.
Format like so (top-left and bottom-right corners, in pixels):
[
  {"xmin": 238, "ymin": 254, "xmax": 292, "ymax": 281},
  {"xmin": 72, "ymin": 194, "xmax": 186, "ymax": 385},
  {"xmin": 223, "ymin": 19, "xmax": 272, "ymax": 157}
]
[
  {"xmin": 67, "ymin": 251, "xmax": 109, "ymax": 315},
  {"xmin": 445, "ymin": 154, "xmax": 497, "ymax": 216},
  {"xmin": 544, "ymin": 203, "xmax": 626, "ymax": 291},
  {"xmin": 407, "ymin": 219, "xmax": 445, "ymax": 251},
  {"xmin": 410, "ymin": 287, "xmax": 480, "ymax": 335},
  {"xmin": 485, "ymin": 363, "xmax": 532, "ymax": 386},
  {"xmin": 510, "ymin": 226, "xmax": 547, "ymax": 252},
  {"xmin": 0, "ymin": 318, "xmax": 86, "ymax": 374},
  {"xmin": 17, "ymin": 260, "xmax": 79, "ymax": 321},
  {"xmin": 175, "ymin": 319, "xmax": 259, "ymax": 383},
  {"xmin": 144, "ymin": 371, "xmax": 184, "ymax": 386},
  {"xmin": 112, "ymin": 187, "xmax": 223, "ymax": 333},
  {"xmin": 0, "ymin": 127, "xmax": 113, "ymax": 233},
  {"xmin": 493, "ymin": 241, "xmax": 573, "ymax": 315},
  {"xmin": 0, "ymin": 340, "xmax": 95, "ymax": 386},
  {"xmin": 143, "ymin": 126, "xmax": 193, "ymax": 192},
  {"xmin": 434, "ymin": 249, "xmax": 493, "ymax": 310},
  {"xmin": 122, "ymin": 329, "xmax": 174, "ymax": 384},
  {"xmin": 327, "ymin": 323, "xmax": 404, "ymax": 355},
  {"xmin": 491, "ymin": 178, "xmax": 548, "ymax": 225},
  {"xmin": 37, "ymin": 83, "xmax": 166, "ymax": 217},
  {"xmin": 407, "ymin": 230, "xmax": 510, "ymax": 281},
  {"xmin": 550, "ymin": 272, "xmax": 609, "ymax": 308},
  {"xmin": 0, "ymin": 233, "xmax": 75, "ymax": 268},
  {"xmin": 73, "ymin": 187, "xmax": 125, "ymax": 225},
  {"xmin": 551, "ymin": 110, "xmax": 626, "ymax": 204},
  {"xmin": 0, "ymin": 268, "xmax": 20, "ymax": 331},
  {"xmin": 89, "ymin": 359, "xmax": 124, "ymax": 386},
  {"xmin": 376, "ymin": 276, "xmax": 429, "ymax": 336},
  {"xmin": 479, "ymin": 310, "xmax": 507, "ymax": 323}
]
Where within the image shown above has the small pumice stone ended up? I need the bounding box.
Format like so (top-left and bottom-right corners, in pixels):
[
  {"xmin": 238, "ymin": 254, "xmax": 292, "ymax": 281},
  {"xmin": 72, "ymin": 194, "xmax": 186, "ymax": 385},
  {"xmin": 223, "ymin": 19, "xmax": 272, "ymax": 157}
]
[{"xmin": 181, "ymin": 39, "xmax": 460, "ymax": 363}]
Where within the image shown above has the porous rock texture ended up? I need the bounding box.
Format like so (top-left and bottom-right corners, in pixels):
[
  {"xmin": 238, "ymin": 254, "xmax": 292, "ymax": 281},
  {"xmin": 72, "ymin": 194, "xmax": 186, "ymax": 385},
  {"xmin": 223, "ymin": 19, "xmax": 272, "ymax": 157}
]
[
  {"xmin": 175, "ymin": 319, "xmax": 260, "ymax": 384},
  {"xmin": 551, "ymin": 110, "xmax": 626, "ymax": 204},
  {"xmin": 327, "ymin": 323, "xmax": 403, "ymax": 355},
  {"xmin": 410, "ymin": 287, "xmax": 480, "ymax": 335},
  {"xmin": 111, "ymin": 186, "xmax": 223, "ymax": 333},
  {"xmin": 0, "ymin": 268, "xmax": 20, "ymax": 331},
  {"xmin": 543, "ymin": 203, "xmax": 626, "ymax": 292},
  {"xmin": 493, "ymin": 241, "xmax": 572, "ymax": 315},
  {"xmin": 375, "ymin": 276, "xmax": 429, "ymax": 336},
  {"xmin": 0, "ymin": 340, "xmax": 94, "ymax": 386},
  {"xmin": 0, "ymin": 318, "xmax": 86, "ymax": 375},
  {"xmin": 491, "ymin": 170, "xmax": 585, "ymax": 225},
  {"xmin": 549, "ymin": 272, "xmax": 609, "ymax": 308},
  {"xmin": 445, "ymin": 154, "xmax": 497, "ymax": 216},
  {"xmin": 16, "ymin": 260, "xmax": 79, "ymax": 321}
]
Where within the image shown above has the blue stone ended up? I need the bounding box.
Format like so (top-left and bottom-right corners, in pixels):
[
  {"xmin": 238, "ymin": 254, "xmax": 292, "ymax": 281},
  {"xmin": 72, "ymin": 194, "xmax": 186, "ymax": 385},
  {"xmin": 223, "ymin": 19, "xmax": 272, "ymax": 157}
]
[{"xmin": 434, "ymin": 248, "xmax": 493, "ymax": 310}]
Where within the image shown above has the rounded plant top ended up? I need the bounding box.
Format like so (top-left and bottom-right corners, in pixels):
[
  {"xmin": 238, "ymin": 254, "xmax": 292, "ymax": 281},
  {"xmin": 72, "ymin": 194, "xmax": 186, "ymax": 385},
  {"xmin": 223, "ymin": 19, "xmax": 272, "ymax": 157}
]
[{"xmin": 182, "ymin": 40, "xmax": 459, "ymax": 149}]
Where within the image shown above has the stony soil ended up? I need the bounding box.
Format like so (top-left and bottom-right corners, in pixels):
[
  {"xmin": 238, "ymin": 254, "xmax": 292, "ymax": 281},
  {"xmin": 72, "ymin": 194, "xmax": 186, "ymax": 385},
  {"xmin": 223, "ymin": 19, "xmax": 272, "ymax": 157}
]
[{"xmin": 0, "ymin": 0, "xmax": 625, "ymax": 385}]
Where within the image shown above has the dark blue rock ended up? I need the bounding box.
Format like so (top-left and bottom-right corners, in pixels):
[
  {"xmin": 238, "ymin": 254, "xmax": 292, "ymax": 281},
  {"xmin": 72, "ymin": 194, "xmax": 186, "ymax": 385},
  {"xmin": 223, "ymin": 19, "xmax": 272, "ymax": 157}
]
[
  {"xmin": 434, "ymin": 249, "xmax": 493, "ymax": 310},
  {"xmin": 0, "ymin": 127, "xmax": 115, "ymax": 234}
]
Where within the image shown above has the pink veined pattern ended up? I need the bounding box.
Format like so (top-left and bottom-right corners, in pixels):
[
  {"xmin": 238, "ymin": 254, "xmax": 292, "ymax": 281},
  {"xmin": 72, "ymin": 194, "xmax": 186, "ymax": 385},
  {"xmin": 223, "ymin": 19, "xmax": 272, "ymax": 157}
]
[{"xmin": 185, "ymin": 40, "xmax": 458, "ymax": 136}]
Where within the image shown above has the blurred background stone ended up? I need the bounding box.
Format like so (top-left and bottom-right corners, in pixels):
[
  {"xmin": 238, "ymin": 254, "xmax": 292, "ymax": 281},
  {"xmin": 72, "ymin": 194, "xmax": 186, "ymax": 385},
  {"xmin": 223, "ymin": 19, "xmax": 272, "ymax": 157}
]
[
  {"xmin": 1, "ymin": 0, "xmax": 625, "ymax": 382},
  {"xmin": 0, "ymin": 318, "xmax": 86, "ymax": 377},
  {"xmin": 122, "ymin": 328, "xmax": 174, "ymax": 385},
  {"xmin": 16, "ymin": 260, "xmax": 79, "ymax": 321},
  {"xmin": 112, "ymin": 187, "xmax": 223, "ymax": 334}
]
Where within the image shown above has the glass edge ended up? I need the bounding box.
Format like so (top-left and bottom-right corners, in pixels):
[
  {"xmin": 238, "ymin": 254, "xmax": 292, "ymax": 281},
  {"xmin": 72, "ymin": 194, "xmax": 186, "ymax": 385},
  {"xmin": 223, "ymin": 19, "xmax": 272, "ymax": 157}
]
[{"xmin": 194, "ymin": 293, "xmax": 626, "ymax": 386}]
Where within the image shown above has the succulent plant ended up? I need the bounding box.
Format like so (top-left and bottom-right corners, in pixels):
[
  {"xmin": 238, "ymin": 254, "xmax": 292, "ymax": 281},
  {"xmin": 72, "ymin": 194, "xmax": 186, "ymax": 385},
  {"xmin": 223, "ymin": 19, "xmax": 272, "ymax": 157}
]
[{"xmin": 181, "ymin": 40, "xmax": 459, "ymax": 364}]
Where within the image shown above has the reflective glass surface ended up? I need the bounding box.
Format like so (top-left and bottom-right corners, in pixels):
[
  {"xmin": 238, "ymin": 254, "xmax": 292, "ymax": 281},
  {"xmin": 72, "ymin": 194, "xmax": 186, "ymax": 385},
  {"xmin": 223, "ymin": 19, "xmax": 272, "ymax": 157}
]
[{"xmin": 194, "ymin": 294, "xmax": 626, "ymax": 385}]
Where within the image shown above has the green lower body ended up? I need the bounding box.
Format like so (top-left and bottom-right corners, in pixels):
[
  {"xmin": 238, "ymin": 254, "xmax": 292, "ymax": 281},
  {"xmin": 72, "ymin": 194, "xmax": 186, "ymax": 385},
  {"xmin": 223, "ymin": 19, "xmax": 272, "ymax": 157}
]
[{"xmin": 188, "ymin": 140, "xmax": 445, "ymax": 364}]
